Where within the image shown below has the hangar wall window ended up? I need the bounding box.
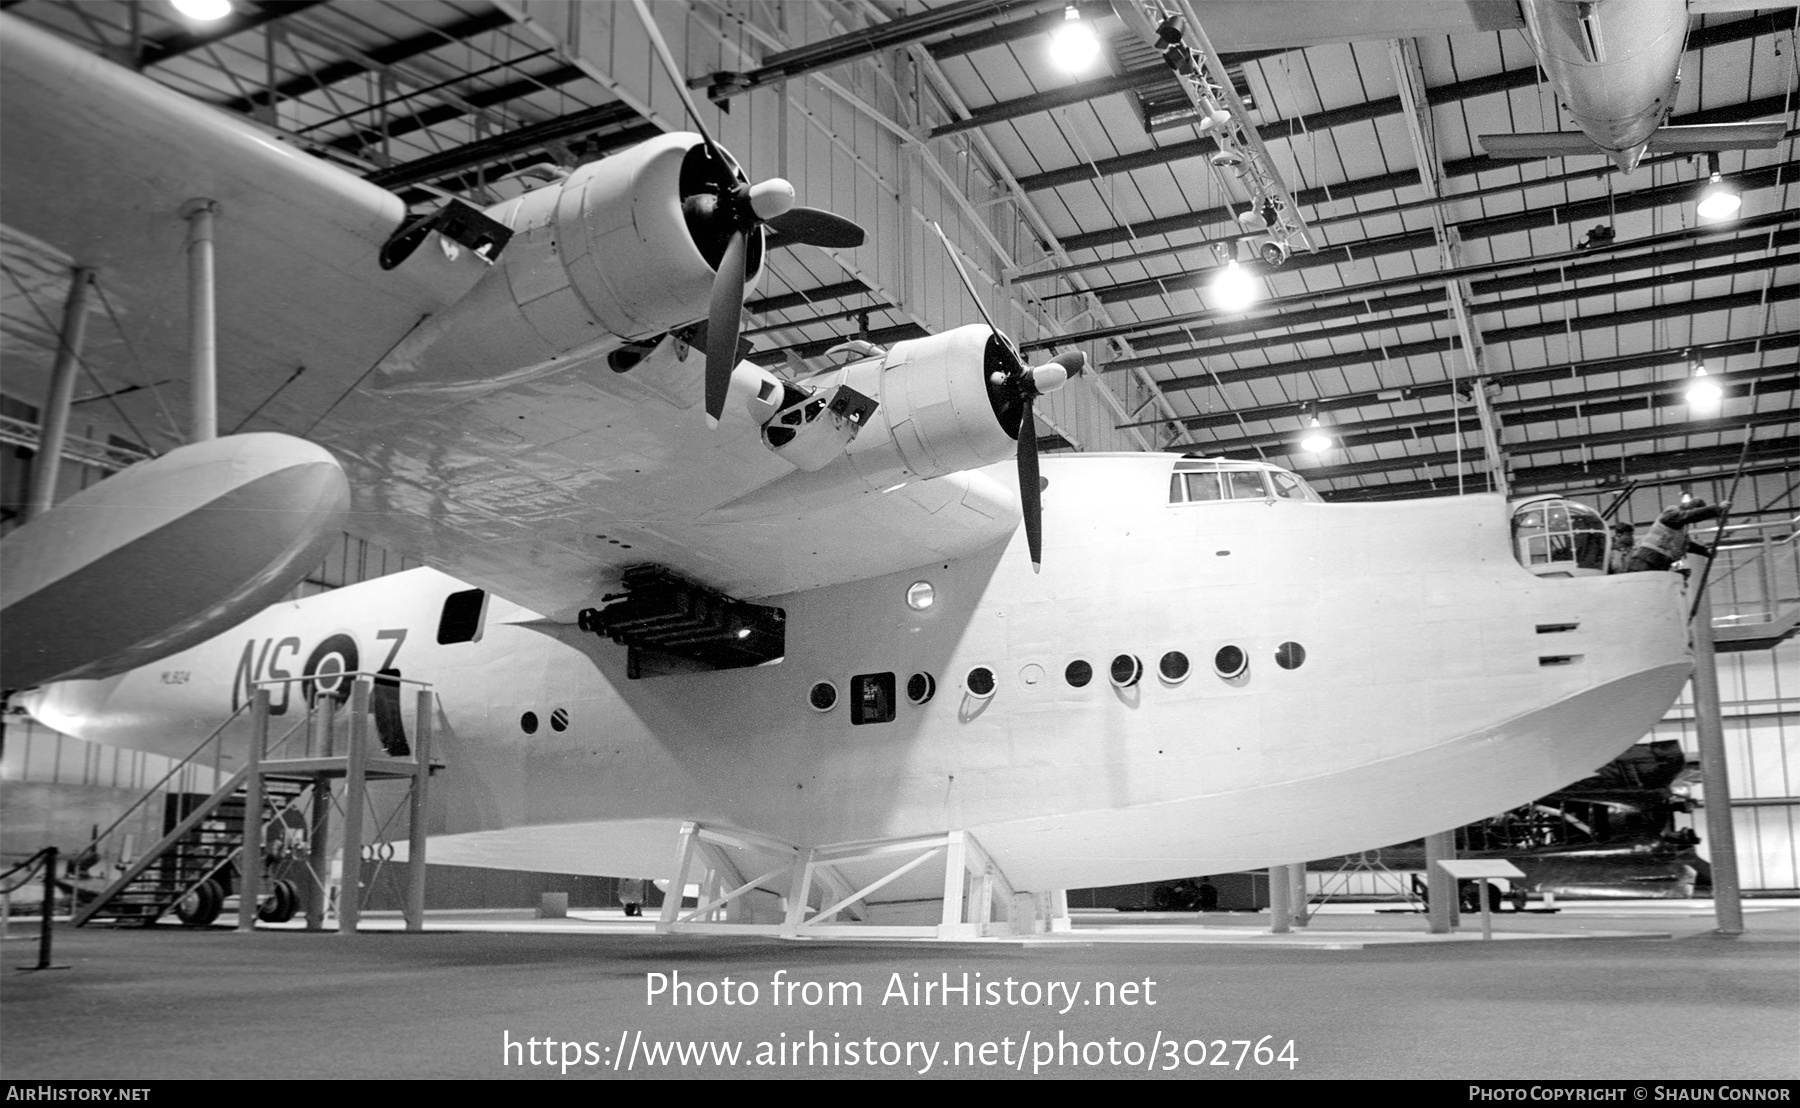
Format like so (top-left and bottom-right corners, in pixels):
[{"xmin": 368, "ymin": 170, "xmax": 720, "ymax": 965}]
[
  {"xmin": 437, "ymin": 588, "xmax": 488, "ymax": 644},
  {"xmin": 851, "ymin": 672, "xmax": 896, "ymax": 725}
]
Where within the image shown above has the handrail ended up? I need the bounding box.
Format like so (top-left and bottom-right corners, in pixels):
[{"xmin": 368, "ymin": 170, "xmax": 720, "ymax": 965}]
[
  {"xmin": 264, "ymin": 712, "xmax": 311, "ymax": 760},
  {"xmin": 75, "ymin": 702, "xmax": 251, "ymax": 864},
  {"xmin": 251, "ymin": 669, "xmax": 435, "ymax": 689},
  {"xmin": 72, "ymin": 765, "xmax": 251, "ymax": 927},
  {"xmin": 1705, "ymin": 515, "xmax": 1800, "ymax": 548}
]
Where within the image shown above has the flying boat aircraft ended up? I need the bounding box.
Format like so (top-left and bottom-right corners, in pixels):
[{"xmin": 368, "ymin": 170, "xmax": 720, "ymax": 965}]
[
  {"xmin": 1477, "ymin": 0, "xmax": 1787, "ymax": 171},
  {"xmin": 0, "ymin": 7, "xmax": 1697, "ymax": 930}
]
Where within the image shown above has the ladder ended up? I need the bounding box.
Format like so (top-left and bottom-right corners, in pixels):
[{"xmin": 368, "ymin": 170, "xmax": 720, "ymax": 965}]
[
  {"xmin": 70, "ymin": 672, "xmax": 439, "ymax": 931},
  {"xmin": 75, "ymin": 774, "xmax": 312, "ymax": 927}
]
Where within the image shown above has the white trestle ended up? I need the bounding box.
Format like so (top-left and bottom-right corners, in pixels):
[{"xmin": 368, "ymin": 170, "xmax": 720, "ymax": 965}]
[{"xmin": 655, "ymin": 823, "xmax": 1034, "ymax": 940}]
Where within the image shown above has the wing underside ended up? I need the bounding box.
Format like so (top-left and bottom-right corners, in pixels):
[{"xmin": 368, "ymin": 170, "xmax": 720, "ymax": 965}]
[{"xmin": 0, "ymin": 14, "xmax": 1023, "ymax": 616}]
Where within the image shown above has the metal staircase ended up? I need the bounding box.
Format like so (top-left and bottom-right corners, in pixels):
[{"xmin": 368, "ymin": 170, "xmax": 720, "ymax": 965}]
[
  {"xmin": 75, "ymin": 773, "xmax": 312, "ymax": 927},
  {"xmin": 70, "ymin": 671, "xmax": 439, "ymax": 932}
]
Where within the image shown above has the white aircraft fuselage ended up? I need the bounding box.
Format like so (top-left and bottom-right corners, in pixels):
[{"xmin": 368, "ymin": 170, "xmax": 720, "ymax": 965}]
[
  {"xmin": 23, "ymin": 454, "xmax": 1692, "ymax": 891},
  {"xmin": 1521, "ymin": 0, "xmax": 1688, "ymax": 165}
]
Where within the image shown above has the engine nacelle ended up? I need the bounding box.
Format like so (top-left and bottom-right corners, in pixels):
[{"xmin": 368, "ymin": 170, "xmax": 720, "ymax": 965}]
[
  {"xmin": 372, "ymin": 133, "xmax": 762, "ymax": 393},
  {"xmin": 805, "ymin": 325, "xmax": 1019, "ymax": 492}
]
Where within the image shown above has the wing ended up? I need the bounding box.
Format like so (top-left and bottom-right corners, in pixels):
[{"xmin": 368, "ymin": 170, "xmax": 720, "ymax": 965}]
[
  {"xmin": 1196, "ymin": 0, "xmax": 1523, "ymax": 50},
  {"xmin": 0, "ymin": 16, "xmax": 1021, "ymax": 618},
  {"xmin": 0, "ymin": 16, "xmax": 478, "ymax": 431}
]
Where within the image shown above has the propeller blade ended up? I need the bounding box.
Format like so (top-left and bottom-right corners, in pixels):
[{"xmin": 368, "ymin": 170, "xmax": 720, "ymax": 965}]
[
  {"xmin": 705, "ymin": 229, "xmax": 749, "ymax": 427},
  {"xmin": 765, "ymin": 207, "xmax": 866, "ymax": 249},
  {"xmin": 931, "ymin": 221, "xmax": 1002, "ymax": 339},
  {"xmin": 1017, "ymin": 400, "xmax": 1042, "ymax": 573},
  {"xmin": 630, "ymin": 0, "xmax": 725, "ymax": 162},
  {"xmin": 1048, "ymin": 350, "xmax": 1087, "ymax": 378}
]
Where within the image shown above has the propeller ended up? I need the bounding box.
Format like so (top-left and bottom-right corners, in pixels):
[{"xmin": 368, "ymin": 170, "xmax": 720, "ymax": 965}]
[
  {"xmin": 930, "ymin": 222, "xmax": 1086, "ymax": 572},
  {"xmin": 630, "ymin": 0, "xmax": 865, "ymax": 426}
]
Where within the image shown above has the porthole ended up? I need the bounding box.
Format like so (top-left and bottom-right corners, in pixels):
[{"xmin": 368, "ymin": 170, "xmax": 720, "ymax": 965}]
[
  {"xmin": 550, "ymin": 708, "xmax": 569, "ymax": 732},
  {"xmin": 907, "ymin": 672, "xmax": 936, "ymax": 704},
  {"xmin": 520, "ymin": 711, "xmax": 539, "ymax": 735},
  {"xmin": 1214, "ymin": 645, "xmax": 1248, "ymax": 680},
  {"xmin": 1065, "ymin": 660, "xmax": 1093, "ymax": 688},
  {"xmin": 906, "ymin": 581, "xmax": 935, "ymax": 611},
  {"xmin": 966, "ymin": 666, "xmax": 996, "ymax": 698},
  {"xmin": 1109, "ymin": 654, "xmax": 1142, "ymax": 688},
  {"xmin": 1159, "ymin": 651, "xmax": 1191, "ymax": 682},
  {"xmin": 809, "ymin": 681, "xmax": 838, "ymax": 712},
  {"xmin": 1276, "ymin": 641, "xmax": 1306, "ymax": 670}
]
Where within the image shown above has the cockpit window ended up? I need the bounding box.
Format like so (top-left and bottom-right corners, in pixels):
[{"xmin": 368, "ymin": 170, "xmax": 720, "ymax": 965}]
[
  {"xmin": 1169, "ymin": 458, "xmax": 1321, "ymax": 504},
  {"xmin": 1270, "ymin": 471, "xmax": 1307, "ymax": 500},
  {"xmin": 1187, "ymin": 472, "xmax": 1224, "ymax": 501},
  {"xmin": 1224, "ymin": 470, "xmax": 1266, "ymax": 499}
]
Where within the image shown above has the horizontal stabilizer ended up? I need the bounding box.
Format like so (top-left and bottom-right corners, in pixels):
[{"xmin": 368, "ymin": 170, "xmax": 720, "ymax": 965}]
[
  {"xmin": 1478, "ymin": 132, "xmax": 1602, "ymax": 159},
  {"xmin": 1646, "ymin": 121, "xmax": 1788, "ymax": 153}
]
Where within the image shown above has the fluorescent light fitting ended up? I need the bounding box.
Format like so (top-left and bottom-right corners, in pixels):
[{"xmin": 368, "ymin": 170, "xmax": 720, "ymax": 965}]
[
  {"xmin": 172, "ymin": 0, "xmax": 232, "ymax": 20},
  {"xmin": 1684, "ymin": 365, "xmax": 1723, "ymax": 406},
  {"xmin": 1049, "ymin": 6, "xmax": 1101, "ymax": 72},
  {"xmin": 1211, "ymin": 259, "xmax": 1258, "ymax": 312}
]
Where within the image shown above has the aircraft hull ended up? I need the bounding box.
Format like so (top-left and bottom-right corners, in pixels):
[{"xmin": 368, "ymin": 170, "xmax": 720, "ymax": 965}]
[{"xmin": 21, "ymin": 455, "xmax": 1693, "ymax": 889}]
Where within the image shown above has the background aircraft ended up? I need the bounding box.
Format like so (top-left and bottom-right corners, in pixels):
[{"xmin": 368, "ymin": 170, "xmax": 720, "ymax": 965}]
[{"xmin": 1479, "ymin": 0, "xmax": 1787, "ymax": 170}]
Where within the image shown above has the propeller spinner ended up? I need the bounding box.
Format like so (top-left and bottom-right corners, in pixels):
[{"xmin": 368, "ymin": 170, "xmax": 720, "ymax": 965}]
[
  {"xmin": 930, "ymin": 222, "xmax": 1086, "ymax": 572},
  {"xmin": 630, "ymin": 0, "xmax": 866, "ymax": 426}
]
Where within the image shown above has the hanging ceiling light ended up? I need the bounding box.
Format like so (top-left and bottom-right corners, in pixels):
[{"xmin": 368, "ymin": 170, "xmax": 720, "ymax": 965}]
[
  {"xmin": 1696, "ymin": 153, "xmax": 1741, "ymax": 220},
  {"xmin": 1684, "ymin": 358, "xmax": 1723, "ymax": 407},
  {"xmin": 1049, "ymin": 5, "xmax": 1101, "ymax": 73},
  {"xmin": 172, "ymin": 0, "xmax": 233, "ymax": 19},
  {"xmin": 1211, "ymin": 259, "xmax": 1258, "ymax": 312},
  {"xmin": 1300, "ymin": 416, "xmax": 1332, "ymax": 453}
]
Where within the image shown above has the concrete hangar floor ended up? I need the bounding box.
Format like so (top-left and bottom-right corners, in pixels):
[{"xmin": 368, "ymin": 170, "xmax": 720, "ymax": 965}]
[{"xmin": 2, "ymin": 901, "xmax": 1795, "ymax": 1081}]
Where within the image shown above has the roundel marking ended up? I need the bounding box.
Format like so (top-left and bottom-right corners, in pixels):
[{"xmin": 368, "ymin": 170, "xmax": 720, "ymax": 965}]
[{"xmin": 302, "ymin": 633, "xmax": 359, "ymax": 705}]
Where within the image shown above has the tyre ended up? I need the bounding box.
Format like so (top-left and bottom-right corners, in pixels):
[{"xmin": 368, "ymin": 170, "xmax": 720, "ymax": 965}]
[
  {"xmin": 257, "ymin": 879, "xmax": 299, "ymax": 924},
  {"xmin": 175, "ymin": 879, "xmax": 224, "ymax": 927}
]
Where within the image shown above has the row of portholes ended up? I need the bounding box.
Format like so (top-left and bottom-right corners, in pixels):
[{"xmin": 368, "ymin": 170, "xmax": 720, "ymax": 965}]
[
  {"xmin": 520, "ymin": 708, "xmax": 570, "ymax": 734},
  {"xmin": 805, "ymin": 643, "xmax": 1307, "ymax": 712},
  {"xmin": 972, "ymin": 641, "xmax": 1306, "ymax": 699}
]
